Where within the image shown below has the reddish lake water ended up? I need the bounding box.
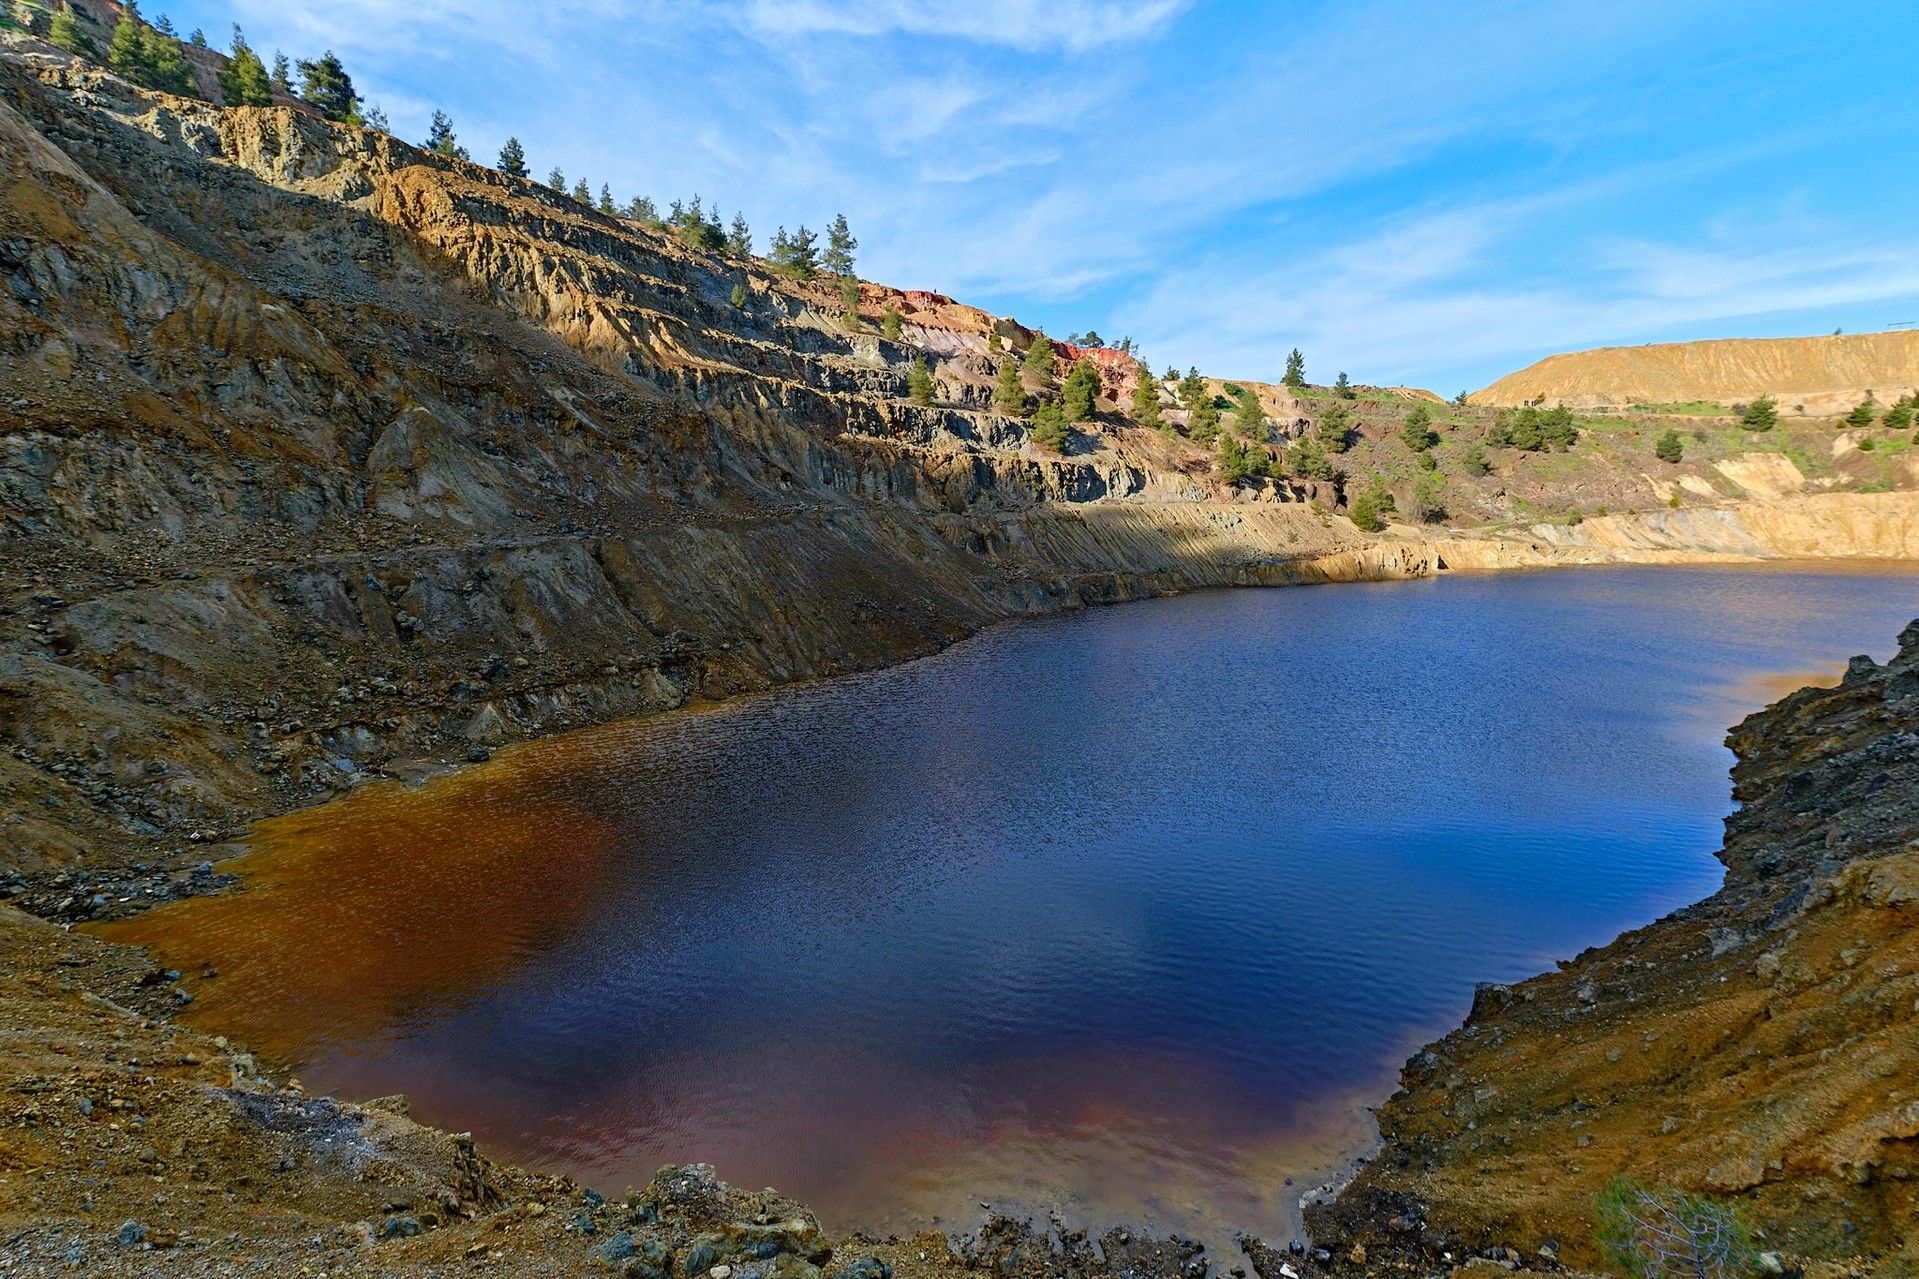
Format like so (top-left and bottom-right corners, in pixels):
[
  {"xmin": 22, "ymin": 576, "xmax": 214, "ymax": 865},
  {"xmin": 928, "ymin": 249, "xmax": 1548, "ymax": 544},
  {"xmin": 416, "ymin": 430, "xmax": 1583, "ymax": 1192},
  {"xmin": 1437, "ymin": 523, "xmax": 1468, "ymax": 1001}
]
[{"xmin": 102, "ymin": 563, "xmax": 1919, "ymax": 1245}]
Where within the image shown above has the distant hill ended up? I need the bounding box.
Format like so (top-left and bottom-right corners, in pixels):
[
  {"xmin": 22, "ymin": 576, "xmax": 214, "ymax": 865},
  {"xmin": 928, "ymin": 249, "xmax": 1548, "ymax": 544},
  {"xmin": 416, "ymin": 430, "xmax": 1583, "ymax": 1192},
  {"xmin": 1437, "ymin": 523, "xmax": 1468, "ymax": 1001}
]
[{"xmin": 1471, "ymin": 330, "xmax": 1919, "ymax": 413}]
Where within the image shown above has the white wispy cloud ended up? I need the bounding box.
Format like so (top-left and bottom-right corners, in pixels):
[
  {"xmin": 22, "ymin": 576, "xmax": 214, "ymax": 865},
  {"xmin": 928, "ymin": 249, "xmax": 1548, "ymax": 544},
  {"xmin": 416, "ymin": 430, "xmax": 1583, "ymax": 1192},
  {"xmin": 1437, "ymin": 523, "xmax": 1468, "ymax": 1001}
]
[{"xmin": 721, "ymin": 0, "xmax": 1188, "ymax": 52}]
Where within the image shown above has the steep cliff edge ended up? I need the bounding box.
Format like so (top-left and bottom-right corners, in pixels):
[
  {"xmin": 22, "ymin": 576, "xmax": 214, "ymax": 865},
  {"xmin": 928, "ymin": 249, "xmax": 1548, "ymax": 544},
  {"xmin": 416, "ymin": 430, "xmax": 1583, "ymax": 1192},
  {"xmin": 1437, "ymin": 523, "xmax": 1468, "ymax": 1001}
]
[
  {"xmin": 1311, "ymin": 625, "xmax": 1919, "ymax": 1278},
  {"xmin": 1471, "ymin": 331, "xmax": 1919, "ymax": 412}
]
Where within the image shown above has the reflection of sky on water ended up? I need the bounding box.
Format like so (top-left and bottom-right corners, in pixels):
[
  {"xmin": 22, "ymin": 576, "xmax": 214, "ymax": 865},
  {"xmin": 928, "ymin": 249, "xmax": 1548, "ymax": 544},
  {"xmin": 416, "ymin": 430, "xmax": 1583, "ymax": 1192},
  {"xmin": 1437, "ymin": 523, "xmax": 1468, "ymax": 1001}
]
[{"xmin": 105, "ymin": 563, "xmax": 1919, "ymax": 1245}]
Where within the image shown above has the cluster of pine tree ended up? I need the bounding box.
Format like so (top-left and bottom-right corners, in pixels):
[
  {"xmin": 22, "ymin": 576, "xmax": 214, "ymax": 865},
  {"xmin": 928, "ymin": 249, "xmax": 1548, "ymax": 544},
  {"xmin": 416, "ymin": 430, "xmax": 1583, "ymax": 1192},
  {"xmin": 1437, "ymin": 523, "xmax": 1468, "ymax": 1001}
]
[
  {"xmin": 1487, "ymin": 404, "xmax": 1579, "ymax": 451},
  {"xmin": 1835, "ymin": 390, "xmax": 1919, "ymax": 432},
  {"xmin": 41, "ymin": 1, "xmax": 381, "ymax": 126}
]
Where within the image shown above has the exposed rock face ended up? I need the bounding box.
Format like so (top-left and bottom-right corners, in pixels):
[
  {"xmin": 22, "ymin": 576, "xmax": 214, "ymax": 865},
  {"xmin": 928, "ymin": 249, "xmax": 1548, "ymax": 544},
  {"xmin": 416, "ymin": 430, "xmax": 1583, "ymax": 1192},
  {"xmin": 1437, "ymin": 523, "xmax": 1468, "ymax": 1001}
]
[
  {"xmin": 1471, "ymin": 331, "xmax": 1919, "ymax": 410},
  {"xmin": 1313, "ymin": 623, "xmax": 1919, "ymax": 1277}
]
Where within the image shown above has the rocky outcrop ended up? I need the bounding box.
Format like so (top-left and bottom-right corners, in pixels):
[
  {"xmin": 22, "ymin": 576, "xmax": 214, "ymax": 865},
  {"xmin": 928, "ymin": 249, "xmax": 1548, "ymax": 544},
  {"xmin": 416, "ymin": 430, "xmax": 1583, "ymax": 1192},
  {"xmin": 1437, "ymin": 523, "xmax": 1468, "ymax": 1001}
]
[
  {"xmin": 1472, "ymin": 331, "xmax": 1919, "ymax": 411},
  {"xmin": 1312, "ymin": 623, "xmax": 1919, "ymax": 1277}
]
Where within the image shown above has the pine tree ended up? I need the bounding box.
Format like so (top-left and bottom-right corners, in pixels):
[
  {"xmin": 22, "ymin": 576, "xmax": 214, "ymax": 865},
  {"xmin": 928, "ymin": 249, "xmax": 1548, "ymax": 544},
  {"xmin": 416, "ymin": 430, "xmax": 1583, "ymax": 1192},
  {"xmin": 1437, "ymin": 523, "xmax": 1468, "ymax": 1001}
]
[
  {"xmin": 839, "ymin": 275, "xmax": 860, "ymax": 326},
  {"xmin": 1347, "ymin": 486, "xmax": 1382, "ymax": 532},
  {"xmin": 143, "ymin": 24, "xmax": 195, "ymax": 94},
  {"xmin": 271, "ymin": 52, "xmax": 292, "ymax": 90},
  {"xmin": 571, "ymin": 179, "xmax": 590, "ymax": 204},
  {"xmin": 496, "ymin": 137, "xmax": 529, "ymax": 178},
  {"xmin": 881, "ymin": 305, "xmax": 903, "ymax": 342},
  {"xmin": 1177, "ymin": 367, "xmax": 1207, "ymax": 408},
  {"xmin": 547, "ymin": 167, "xmax": 566, "ymax": 192},
  {"xmin": 296, "ymin": 51, "xmax": 360, "ymax": 123},
  {"xmin": 1022, "ymin": 335, "xmax": 1057, "ymax": 388},
  {"xmin": 599, "ymin": 185, "xmax": 616, "ymax": 215},
  {"xmin": 994, "ymin": 360, "xmax": 1028, "ymax": 416},
  {"xmin": 154, "ymin": 14, "xmax": 174, "ymax": 35},
  {"xmin": 1400, "ymin": 404, "xmax": 1435, "ymax": 452},
  {"xmin": 1881, "ymin": 394, "xmax": 1915, "ymax": 432},
  {"xmin": 1285, "ymin": 436, "xmax": 1336, "ymax": 481},
  {"xmin": 1234, "ymin": 389, "xmax": 1267, "ymax": 439},
  {"xmin": 48, "ymin": 6, "xmax": 90, "ymax": 57},
  {"xmin": 824, "ymin": 213, "xmax": 856, "ymax": 277},
  {"xmin": 1283, "ymin": 348, "xmax": 1306, "ymax": 389},
  {"xmin": 1319, "ymin": 402, "xmax": 1351, "ymax": 453},
  {"xmin": 1062, "ymin": 359, "xmax": 1100, "ymax": 422},
  {"xmin": 218, "ymin": 27, "xmax": 273, "ymax": 107},
  {"xmin": 1508, "ymin": 407, "xmax": 1545, "ymax": 451},
  {"xmin": 189, "ymin": 28, "xmax": 207, "ymax": 47},
  {"xmin": 771, "ymin": 225, "xmax": 819, "ymax": 278},
  {"xmin": 629, "ymin": 195, "xmax": 659, "ymax": 223},
  {"xmin": 1131, "ymin": 370, "xmax": 1163, "ymax": 428},
  {"xmin": 107, "ymin": 2, "xmax": 194, "ymax": 95},
  {"xmin": 907, "ymin": 356, "xmax": 936, "ymax": 406},
  {"xmin": 1029, "ymin": 402, "xmax": 1070, "ymax": 452},
  {"xmin": 1845, "ymin": 393, "xmax": 1878, "ymax": 429},
  {"xmin": 1738, "ymin": 395, "xmax": 1778, "ymax": 431},
  {"xmin": 1654, "ymin": 429, "xmax": 1684, "ymax": 463},
  {"xmin": 1216, "ymin": 435, "xmax": 1250, "ymax": 484},
  {"xmin": 727, "ymin": 213, "xmax": 752, "ymax": 257},
  {"xmin": 1335, "ymin": 371, "xmax": 1354, "ymax": 399},
  {"xmin": 730, "ymin": 283, "xmax": 748, "ymax": 308},
  {"xmin": 363, "ymin": 104, "xmax": 389, "ymax": 133},
  {"xmin": 1189, "ymin": 397, "xmax": 1221, "ymax": 445},
  {"xmin": 424, "ymin": 110, "xmax": 468, "ymax": 160},
  {"xmin": 109, "ymin": 1, "xmax": 151, "ymax": 80},
  {"xmin": 1540, "ymin": 405, "xmax": 1578, "ymax": 450}
]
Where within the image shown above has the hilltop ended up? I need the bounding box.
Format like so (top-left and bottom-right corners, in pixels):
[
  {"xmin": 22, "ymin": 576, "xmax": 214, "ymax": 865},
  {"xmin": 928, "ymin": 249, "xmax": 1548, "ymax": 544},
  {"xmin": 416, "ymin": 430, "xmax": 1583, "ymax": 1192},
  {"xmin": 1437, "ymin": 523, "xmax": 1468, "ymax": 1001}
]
[{"xmin": 1471, "ymin": 330, "xmax": 1919, "ymax": 414}]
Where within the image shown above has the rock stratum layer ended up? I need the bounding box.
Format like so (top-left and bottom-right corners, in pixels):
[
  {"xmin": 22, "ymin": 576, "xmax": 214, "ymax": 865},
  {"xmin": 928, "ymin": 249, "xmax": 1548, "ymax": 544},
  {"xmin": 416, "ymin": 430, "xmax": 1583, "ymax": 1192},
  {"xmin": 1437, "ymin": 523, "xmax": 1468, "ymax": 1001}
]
[
  {"xmin": 3, "ymin": 38, "xmax": 1919, "ymax": 1279},
  {"xmin": 1472, "ymin": 331, "xmax": 1919, "ymax": 410}
]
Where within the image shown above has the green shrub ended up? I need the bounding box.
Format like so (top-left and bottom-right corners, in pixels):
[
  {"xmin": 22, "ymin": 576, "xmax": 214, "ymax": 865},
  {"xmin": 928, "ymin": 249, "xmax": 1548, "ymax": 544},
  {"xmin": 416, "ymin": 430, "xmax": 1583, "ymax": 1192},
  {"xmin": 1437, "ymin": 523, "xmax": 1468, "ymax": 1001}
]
[
  {"xmin": 1594, "ymin": 1177, "xmax": 1755, "ymax": 1279},
  {"xmin": 1654, "ymin": 429, "xmax": 1684, "ymax": 463}
]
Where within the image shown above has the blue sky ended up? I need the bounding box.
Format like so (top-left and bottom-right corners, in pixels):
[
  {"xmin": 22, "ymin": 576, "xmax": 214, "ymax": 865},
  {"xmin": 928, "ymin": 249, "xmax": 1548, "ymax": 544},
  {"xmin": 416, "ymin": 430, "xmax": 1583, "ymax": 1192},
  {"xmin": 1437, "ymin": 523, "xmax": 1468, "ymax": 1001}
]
[{"xmin": 153, "ymin": 1, "xmax": 1919, "ymax": 393}]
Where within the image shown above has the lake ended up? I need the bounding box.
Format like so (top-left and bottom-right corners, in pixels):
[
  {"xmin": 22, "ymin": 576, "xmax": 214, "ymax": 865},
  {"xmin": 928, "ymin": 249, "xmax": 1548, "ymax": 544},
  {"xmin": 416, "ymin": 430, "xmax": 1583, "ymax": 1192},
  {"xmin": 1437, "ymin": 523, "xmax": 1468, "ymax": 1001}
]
[{"xmin": 102, "ymin": 563, "xmax": 1919, "ymax": 1245}]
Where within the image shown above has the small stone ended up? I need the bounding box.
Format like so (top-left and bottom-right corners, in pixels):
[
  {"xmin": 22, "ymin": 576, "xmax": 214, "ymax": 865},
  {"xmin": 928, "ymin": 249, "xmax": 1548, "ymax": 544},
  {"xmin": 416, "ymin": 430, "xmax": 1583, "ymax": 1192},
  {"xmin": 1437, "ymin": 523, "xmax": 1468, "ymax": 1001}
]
[
  {"xmin": 116, "ymin": 1220, "xmax": 146, "ymax": 1247},
  {"xmin": 1349, "ymin": 1244, "xmax": 1367, "ymax": 1265},
  {"xmin": 1757, "ymin": 1254, "xmax": 1786, "ymax": 1275}
]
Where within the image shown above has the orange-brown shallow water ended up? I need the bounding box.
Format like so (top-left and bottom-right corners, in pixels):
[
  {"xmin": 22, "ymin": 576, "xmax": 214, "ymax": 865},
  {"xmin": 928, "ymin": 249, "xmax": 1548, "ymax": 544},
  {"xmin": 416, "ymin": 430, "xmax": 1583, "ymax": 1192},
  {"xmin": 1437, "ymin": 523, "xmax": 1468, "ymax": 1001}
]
[{"xmin": 101, "ymin": 565, "xmax": 1919, "ymax": 1244}]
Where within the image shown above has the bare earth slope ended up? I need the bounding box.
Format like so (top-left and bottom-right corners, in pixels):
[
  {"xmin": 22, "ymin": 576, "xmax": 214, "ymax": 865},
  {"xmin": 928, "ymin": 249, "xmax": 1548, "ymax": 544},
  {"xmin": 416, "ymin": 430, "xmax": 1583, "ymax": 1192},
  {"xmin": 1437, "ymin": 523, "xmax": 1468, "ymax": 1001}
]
[{"xmin": 1472, "ymin": 331, "xmax": 1919, "ymax": 410}]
